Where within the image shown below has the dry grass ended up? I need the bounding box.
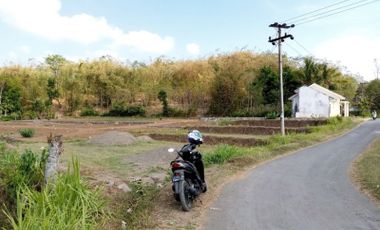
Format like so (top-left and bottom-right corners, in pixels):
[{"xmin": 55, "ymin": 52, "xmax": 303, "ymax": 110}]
[{"xmin": 355, "ymin": 138, "xmax": 380, "ymax": 201}]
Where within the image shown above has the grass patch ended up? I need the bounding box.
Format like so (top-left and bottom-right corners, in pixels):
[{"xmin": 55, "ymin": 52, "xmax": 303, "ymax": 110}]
[
  {"xmin": 19, "ymin": 128, "xmax": 35, "ymax": 138},
  {"xmin": 109, "ymin": 180, "xmax": 160, "ymax": 230},
  {"xmin": 16, "ymin": 140, "xmax": 175, "ymax": 178},
  {"xmin": 356, "ymin": 138, "xmax": 380, "ymax": 201},
  {"xmin": 204, "ymin": 145, "xmax": 244, "ymax": 166},
  {"xmin": 203, "ymin": 117, "xmax": 359, "ymax": 168}
]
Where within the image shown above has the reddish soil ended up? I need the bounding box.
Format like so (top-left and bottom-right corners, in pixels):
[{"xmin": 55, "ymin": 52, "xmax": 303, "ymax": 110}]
[
  {"xmin": 0, "ymin": 119, "xmax": 199, "ymax": 142},
  {"xmin": 232, "ymin": 119, "xmax": 327, "ymax": 127},
  {"xmin": 187, "ymin": 126, "xmax": 310, "ymax": 135},
  {"xmin": 149, "ymin": 133, "xmax": 269, "ymax": 147}
]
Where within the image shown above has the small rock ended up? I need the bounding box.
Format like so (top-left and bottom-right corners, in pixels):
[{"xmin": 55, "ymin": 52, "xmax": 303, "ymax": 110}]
[
  {"xmin": 156, "ymin": 183, "xmax": 164, "ymax": 188},
  {"xmin": 121, "ymin": 220, "xmax": 127, "ymax": 230},
  {"xmin": 151, "ymin": 173, "xmax": 166, "ymax": 184},
  {"xmin": 106, "ymin": 180, "xmax": 115, "ymax": 187},
  {"xmin": 141, "ymin": 177, "xmax": 154, "ymax": 184},
  {"xmin": 117, "ymin": 183, "xmax": 132, "ymax": 193},
  {"xmin": 130, "ymin": 176, "xmax": 142, "ymax": 182},
  {"xmin": 127, "ymin": 208, "xmax": 133, "ymax": 213}
]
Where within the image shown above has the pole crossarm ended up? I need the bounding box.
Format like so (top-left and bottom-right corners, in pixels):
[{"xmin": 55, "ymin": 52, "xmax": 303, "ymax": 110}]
[
  {"xmin": 269, "ymin": 22, "xmax": 295, "ymax": 29},
  {"xmin": 268, "ymin": 34, "xmax": 294, "ymax": 43}
]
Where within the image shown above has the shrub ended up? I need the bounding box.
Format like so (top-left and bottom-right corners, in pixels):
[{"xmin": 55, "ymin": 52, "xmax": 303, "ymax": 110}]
[
  {"xmin": 327, "ymin": 116, "xmax": 343, "ymax": 125},
  {"xmin": 22, "ymin": 111, "xmax": 38, "ymax": 120},
  {"xmin": 0, "ymin": 112, "xmax": 21, "ymax": 121},
  {"xmin": 19, "ymin": 128, "xmax": 35, "ymax": 138},
  {"xmin": 104, "ymin": 105, "xmax": 145, "ymax": 117},
  {"xmin": 0, "ymin": 147, "xmax": 48, "ymax": 203},
  {"xmin": 80, "ymin": 107, "xmax": 99, "ymax": 116},
  {"xmin": 204, "ymin": 145, "xmax": 244, "ymax": 166},
  {"xmin": 158, "ymin": 90, "xmax": 169, "ymax": 117},
  {"xmin": 167, "ymin": 107, "xmax": 187, "ymax": 117},
  {"xmin": 265, "ymin": 111, "xmax": 278, "ymax": 119}
]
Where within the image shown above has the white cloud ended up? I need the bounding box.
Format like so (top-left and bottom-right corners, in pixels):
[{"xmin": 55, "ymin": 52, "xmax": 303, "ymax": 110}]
[
  {"xmin": 186, "ymin": 43, "xmax": 200, "ymax": 55},
  {"xmin": 0, "ymin": 0, "xmax": 174, "ymax": 54},
  {"xmin": 313, "ymin": 32, "xmax": 380, "ymax": 81}
]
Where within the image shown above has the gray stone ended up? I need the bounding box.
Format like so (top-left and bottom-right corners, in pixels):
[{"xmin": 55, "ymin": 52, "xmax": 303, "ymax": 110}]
[{"xmin": 117, "ymin": 183, "xmax": 132, "ymax": 193}]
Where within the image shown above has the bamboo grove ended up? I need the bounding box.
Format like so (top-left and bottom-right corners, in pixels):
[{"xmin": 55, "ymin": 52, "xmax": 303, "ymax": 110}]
[{"xmin": 0, "ymin": 51, "xmax": 377, "ymax": 119}]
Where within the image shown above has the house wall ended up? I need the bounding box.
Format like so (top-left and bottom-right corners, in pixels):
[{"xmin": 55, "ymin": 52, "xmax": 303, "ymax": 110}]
[
  {"xmin": 294, "ymin": 86, "xmax": 329, "ymax": 118},
  {"xmin": 329, "ymin": 99, "xmax": 341, "ymax": 117}
]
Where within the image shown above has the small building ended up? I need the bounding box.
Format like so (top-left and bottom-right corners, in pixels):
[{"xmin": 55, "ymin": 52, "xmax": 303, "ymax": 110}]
[{"xmin": 289, "ymin": 83, "xmax": 349, "ymax": 118}]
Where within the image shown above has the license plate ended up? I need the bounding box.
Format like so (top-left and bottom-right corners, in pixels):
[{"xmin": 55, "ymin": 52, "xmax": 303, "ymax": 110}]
[{"xmin": 172, "ymin": 175, "xmax": 181, "ymax": 182}]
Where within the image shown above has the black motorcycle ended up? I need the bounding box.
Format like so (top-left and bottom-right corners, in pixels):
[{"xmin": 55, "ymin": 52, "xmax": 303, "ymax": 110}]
[{"xmin": 169, "ymin": 144, "xmax": 206, "ymax": 211}]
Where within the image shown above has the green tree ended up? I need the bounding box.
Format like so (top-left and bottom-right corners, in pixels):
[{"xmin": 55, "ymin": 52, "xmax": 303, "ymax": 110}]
[
  {"xmin": 1, "ymin": 85, "xmax": 21, "ymax": 116},
  {"xmin": 366, "ymin": 79, "xmax": 380, "ymax": 110},
  {"xmin": 45, "ymin": 54, "xmax": 67, "ymax": 78},
  {"xmin": 46, "ymin": 78, "xmax": 59, "ymax": 106},
  {"xmin": 158, "ymin": 90, "xmax": 169, "ymax": 116}
]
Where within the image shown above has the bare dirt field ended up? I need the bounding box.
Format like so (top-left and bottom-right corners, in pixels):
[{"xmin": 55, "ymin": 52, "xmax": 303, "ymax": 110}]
[{"xmin": 0, "ymin": 118, "xmax": 199, "ymax": 142}]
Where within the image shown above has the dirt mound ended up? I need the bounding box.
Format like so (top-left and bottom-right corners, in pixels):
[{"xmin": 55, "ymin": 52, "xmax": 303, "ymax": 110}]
[
  {"xmin": 136, "ymin": 135, "xmax": 154, "ymax": 141},
  {"xmin": 88, "ymin": 131, "xmax": 137, "ymax": 145}
]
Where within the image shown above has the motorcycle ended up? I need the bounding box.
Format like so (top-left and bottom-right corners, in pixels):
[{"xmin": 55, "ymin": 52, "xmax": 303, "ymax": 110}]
[{"xmin": 168, "ymin": 144, "xmax": 206, "ymax": 211}]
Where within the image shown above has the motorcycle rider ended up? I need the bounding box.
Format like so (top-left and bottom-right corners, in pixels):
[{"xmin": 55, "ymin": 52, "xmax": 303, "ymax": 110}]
[
  {"xmin": 180, "ymin": 130, "xmax": 207, "ymax": 191},
  {"xmin": 372, "ymin": 110, "xmax": 377, "ymax": 120}
]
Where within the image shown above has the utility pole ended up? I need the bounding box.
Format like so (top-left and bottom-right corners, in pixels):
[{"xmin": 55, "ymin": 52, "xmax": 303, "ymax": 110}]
[{"xmin": 268, "ymin": 22, "xmax": 294, "ymax": 136}]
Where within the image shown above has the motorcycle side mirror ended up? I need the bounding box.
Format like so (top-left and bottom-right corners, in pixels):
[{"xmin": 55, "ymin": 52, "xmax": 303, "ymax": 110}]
[{"xmin": 168, "ymin": 148, "xmax": 175, "ymax": 153}]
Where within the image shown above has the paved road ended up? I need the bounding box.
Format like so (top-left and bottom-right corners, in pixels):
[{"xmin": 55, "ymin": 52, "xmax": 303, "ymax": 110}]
[{"xmin": 204, "ymin": 120, "xmax": 380, "ymax": 230}]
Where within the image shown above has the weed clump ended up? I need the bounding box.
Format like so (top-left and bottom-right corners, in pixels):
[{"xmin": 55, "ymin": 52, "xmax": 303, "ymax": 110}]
[{"xmin": 19, "ymin": 128, "xmax": 35, "ymax": 138}]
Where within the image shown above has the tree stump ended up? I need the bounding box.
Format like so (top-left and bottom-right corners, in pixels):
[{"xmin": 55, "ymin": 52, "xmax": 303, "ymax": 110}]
[{"xmin": 45, "ymin": 134, "xmax": 63, "ymax": 184}]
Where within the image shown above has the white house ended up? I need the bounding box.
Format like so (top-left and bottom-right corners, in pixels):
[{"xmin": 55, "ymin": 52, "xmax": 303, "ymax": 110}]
[{"xmin": 289, "ymin": 83, "xmax": 350, "ymax": 118}]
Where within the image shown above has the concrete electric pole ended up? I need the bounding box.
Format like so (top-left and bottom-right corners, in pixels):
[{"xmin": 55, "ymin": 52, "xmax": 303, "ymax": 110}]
[{"xmin": 268, "ymin": 22, "xmax": 294, "ymax": 136}]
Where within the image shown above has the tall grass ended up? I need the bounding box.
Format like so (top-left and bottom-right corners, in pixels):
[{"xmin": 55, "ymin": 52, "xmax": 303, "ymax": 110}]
[
  {"xmin": 0, "ymin": 144, "xmax": 106, "ymax": 229},
  {"xmin": 4, "ymin": 158, "xmax": 106, "ymax": 230}
]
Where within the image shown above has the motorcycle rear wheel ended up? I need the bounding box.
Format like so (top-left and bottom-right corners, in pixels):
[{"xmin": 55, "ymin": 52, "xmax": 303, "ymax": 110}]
[{"xmin": 179, "ymin": 180, "xmax": 192, "ymax": 211}]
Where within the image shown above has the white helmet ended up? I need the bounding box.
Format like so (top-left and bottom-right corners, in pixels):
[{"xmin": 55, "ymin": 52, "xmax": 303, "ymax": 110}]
[{"xmin": 187, "ymin": 130, "xmax": 203, "ymax": 145}]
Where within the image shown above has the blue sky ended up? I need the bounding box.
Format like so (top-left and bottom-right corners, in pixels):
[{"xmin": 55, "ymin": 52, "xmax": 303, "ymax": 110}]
[{"xmin": 0, "ymin": 0, "xmax": 379, "ymax": 80}]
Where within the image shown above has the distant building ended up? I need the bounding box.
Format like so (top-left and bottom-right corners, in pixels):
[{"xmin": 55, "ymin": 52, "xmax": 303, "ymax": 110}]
[{"xmin": 289, "ymin": 83, "xmax": 350, "ymax": 118}]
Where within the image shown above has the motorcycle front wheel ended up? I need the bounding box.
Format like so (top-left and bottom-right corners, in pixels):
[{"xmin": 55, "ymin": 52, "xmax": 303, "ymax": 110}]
[{"xmin": 179, "ymin": 179, "xmax": 192, "ymax": 211}]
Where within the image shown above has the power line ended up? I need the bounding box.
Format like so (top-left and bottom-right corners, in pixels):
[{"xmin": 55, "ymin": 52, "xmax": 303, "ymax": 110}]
[
  {"xmin": 290, "ymin": 0, "xmax": 375, "ymax": 24},
  {"xmin": 293, "ymin": 39, "xmax": 313, "ymax": 56},
  {"xmin": 289, "ymin": 0, "xmax": 371, "ymax": 24},
  {"xmin": 282, "ymin": 0, "xmax": 352, "ymax": 23},
  {"xmin": 284, "ymin": 41, "xmax": 303, "ymax": 56},
  {"xmin": 295, "ymin": 0, "xmax": 380, "ymax": 25}
]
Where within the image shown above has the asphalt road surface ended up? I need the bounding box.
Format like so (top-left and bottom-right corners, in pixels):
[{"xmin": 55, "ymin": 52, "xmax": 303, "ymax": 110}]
[{"xmin": 204, "ymin": 120, "xmax": 380, "ymax": 230}]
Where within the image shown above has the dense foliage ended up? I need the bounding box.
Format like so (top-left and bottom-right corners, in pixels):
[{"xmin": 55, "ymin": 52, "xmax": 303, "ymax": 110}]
[{"xmin": 0, "ymin": 52, "xmax": 371, "ymax": 118}]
